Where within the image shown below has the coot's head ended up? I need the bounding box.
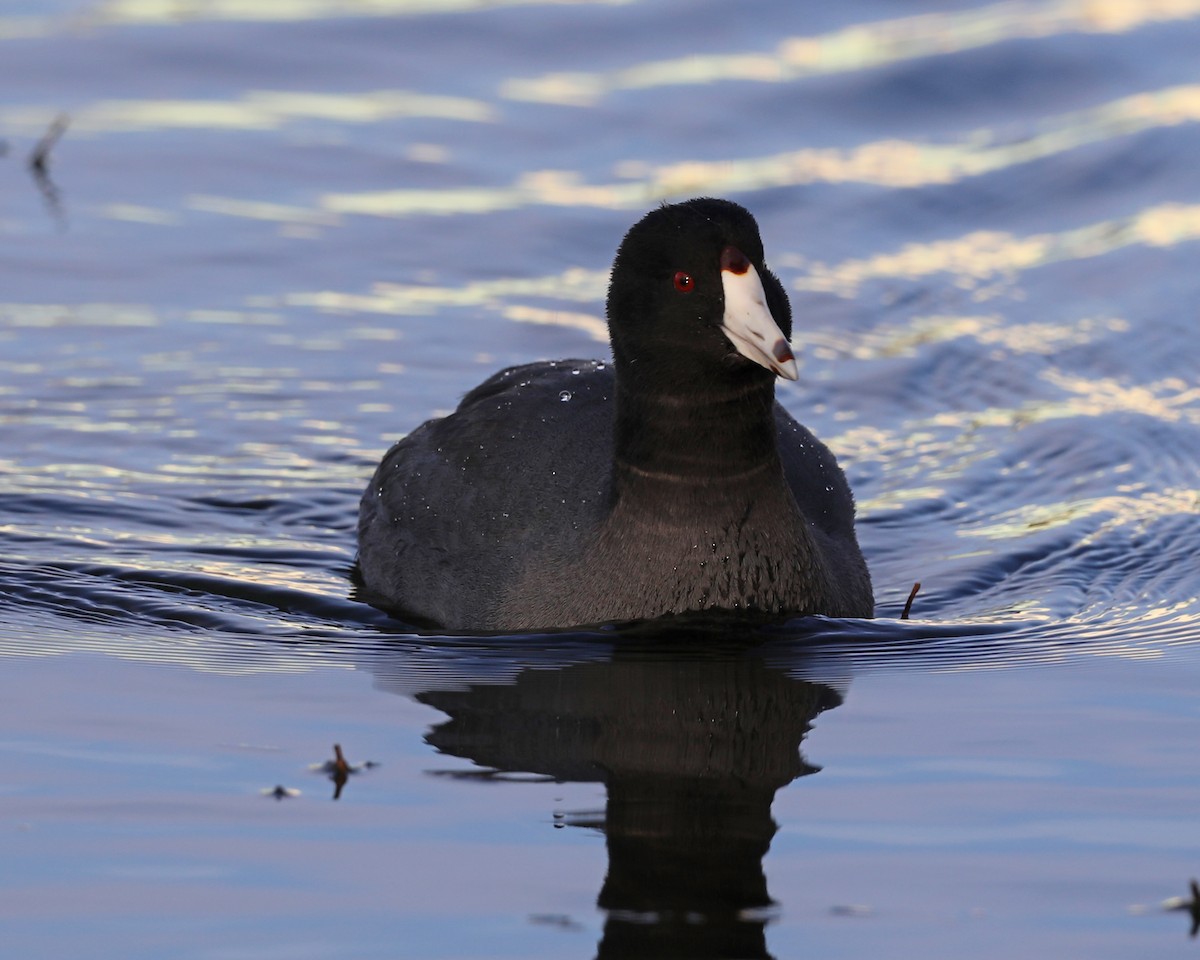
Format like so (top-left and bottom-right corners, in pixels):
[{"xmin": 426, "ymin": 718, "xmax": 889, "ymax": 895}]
[{"xmin": 606, "ymin": 198, "xmax": 797, "ymax": 391}]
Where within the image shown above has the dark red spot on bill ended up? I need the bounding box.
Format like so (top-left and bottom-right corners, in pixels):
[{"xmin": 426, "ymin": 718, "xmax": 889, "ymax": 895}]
[{"xmin": 720, "ymin": 245, "xmax": 750, "ymax": 274}]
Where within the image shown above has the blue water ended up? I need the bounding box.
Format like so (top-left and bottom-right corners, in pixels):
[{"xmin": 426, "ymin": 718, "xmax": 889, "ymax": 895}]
[{"xmin": 2, "ymin": 1, "xmax": 1199, "ymax": 957}]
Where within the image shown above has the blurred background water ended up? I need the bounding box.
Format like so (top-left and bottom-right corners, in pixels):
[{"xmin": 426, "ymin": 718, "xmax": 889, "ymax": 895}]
[{"xmin": 1, "ymin": 1, "xmax": 1198, "ymax": 957}]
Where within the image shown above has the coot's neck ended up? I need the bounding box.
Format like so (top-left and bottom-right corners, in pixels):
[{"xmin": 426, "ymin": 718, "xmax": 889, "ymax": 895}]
[{"xmin": 612, "ymin": 372, "xmax": 785, "ymax": 504}]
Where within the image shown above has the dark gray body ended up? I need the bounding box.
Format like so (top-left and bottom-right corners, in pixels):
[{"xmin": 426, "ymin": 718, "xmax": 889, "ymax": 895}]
[{"xmin": 357, "ymin": 358, "xmax": 873, "ymax": 630}]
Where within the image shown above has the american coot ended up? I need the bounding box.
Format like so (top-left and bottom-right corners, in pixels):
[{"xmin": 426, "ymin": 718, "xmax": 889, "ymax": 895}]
[{"xmin": 357, "ymin": 198, "xmax": 873, "ymax": 630}]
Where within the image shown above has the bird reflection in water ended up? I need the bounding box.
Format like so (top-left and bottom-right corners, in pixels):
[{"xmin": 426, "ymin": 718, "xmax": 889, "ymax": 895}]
[{"xmin": 413, "ymin": 629, "xmax": 843, "ymax": 959}]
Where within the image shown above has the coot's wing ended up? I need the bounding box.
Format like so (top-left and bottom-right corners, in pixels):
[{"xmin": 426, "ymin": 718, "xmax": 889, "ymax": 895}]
[
  {"xmin": 358, "ymin": 359, "xmax": 614, "ymax": 628},
  {"xmin": 774, "ymin": 402, "xmax": 872, "ymax": 615},
  {"xmin": 773, "ymin": 402, "xmax": 858, "ymax": 540}
]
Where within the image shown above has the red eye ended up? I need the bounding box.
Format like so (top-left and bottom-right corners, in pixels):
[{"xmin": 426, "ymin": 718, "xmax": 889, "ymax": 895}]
[{"xmin": 673, "ymin": 271, "xmax": 694, "ymax": 293}]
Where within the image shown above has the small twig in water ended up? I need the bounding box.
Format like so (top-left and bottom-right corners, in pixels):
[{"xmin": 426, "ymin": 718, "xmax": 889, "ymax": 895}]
[
  {"xmin": 29, "ymin": 113, "xmax": 69, "ymax": 176},
  {"xmin": 332, "ymin": 743, "xmax": 351, "ymax": 777},
  {"xmin": 311, "ymin": 743, "xmax": 378, "ymax": 800},
  {"xmin": 1161, "ymin": 878, "xmax": 1200, "ymax": 938},
  {"xmin": 900, "ymin": 582, "xmax": 921, "ymax": 620},
  {"xmin": 28, "ymin": 114, "xmax": 70, "ymax": 227}
]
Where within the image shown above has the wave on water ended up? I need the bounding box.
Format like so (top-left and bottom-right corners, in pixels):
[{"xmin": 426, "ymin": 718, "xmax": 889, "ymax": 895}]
[{"xmin": 0, "ymin": 452, "xmax": 1195, "ymax": 688}]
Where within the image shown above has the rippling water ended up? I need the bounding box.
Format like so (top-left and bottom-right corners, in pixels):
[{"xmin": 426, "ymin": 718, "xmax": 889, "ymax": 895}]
[{"xmin": 2, "ymin": 1, "xmax": 1199, "ymax": 957}]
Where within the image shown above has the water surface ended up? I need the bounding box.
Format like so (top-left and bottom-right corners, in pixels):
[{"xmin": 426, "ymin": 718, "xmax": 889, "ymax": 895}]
[{"xmin": 2, "ymin": 1, "xmax": 1199, "ymax": 957}]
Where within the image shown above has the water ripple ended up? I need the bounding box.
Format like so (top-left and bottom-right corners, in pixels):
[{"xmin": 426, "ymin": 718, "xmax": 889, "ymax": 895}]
[{"xmin": 0, "ymin": 470, "xmax": 1195, "ymax": 683}]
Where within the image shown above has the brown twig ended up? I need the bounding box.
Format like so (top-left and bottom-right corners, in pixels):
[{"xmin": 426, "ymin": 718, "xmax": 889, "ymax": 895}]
[
  {"xmin": 900, "ymin": 582, "xmax": 921, "ymax": 620},
  {"xmin": 332, "ymin": 743, "xmax": 350, "ymax": 777},
  {"xmin": 330, "ymin": 743, "xmax": 350, "ymax": 799}
]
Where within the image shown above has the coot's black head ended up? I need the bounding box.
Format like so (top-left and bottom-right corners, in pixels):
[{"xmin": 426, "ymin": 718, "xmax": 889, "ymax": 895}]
[{"xmin": 606, "ymin": 198, "xmax": 797, "ymax": 392}]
